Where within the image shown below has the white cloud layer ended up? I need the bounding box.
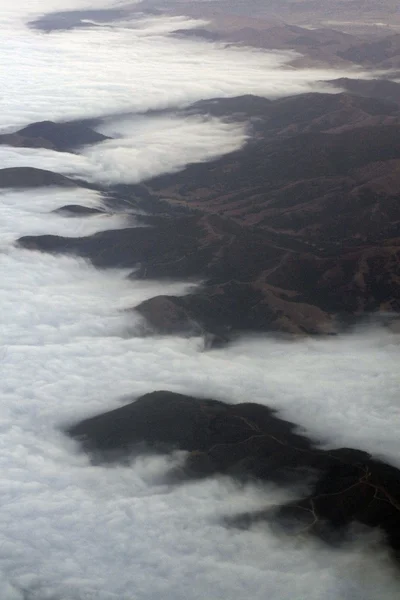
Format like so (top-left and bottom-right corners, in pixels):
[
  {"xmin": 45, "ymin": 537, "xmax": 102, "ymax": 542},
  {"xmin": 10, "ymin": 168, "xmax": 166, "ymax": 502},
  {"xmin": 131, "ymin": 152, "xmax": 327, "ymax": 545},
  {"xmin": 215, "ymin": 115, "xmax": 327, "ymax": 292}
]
[
  {"xmin": 0, "ymin": 188, "xmax": 132, "ymax": 245},
  {"xmin": 1, "ymin": 188, "xmax": 400, "ymax": 600},
  {"xmin": 0, "ymin": 3, "xmax": 399, "ymax": 600},
  {"xmin": 0, "ymin": 2, "xmax": 366, "ymax": 129},
  {"xmin": 84, "ymin": 114, "xmax": 248, "ymax": 184},
  {"xmin": 0, "ymin": 115, "xmax": 248, "ymax": 185}
]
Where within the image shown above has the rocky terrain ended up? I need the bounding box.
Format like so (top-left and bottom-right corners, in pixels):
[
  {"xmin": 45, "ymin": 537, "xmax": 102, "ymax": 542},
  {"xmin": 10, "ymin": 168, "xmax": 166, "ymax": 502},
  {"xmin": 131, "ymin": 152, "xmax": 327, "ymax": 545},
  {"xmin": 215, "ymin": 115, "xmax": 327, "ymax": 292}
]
[
  {"xmin": 67, "ymin": 389, "xmax": 400, "ymax": 559},
  {"xmin": 31, "ymin": 0, "xmax": 400, "ymax": 35},
  {"xmin": 172, "ymin": 22, "xmax": 365, "ymax": 68},
  {"xmin": 143, "ymin": 0, "xmax": 400, "ymax": 34},
  {"xmin": 173, "ymin": 25, "xmax": 400, "ymax": 72},
  {"xmin": 16, "ymin": 89, "xmax": 400, "ymax": 337},
  {"xmin": 4, "ymin": 2, "xmax": 399, "ymax": 584},
  {"xmin": 173, "ymin": 23, "xmax": 400, "ymax": 69}
]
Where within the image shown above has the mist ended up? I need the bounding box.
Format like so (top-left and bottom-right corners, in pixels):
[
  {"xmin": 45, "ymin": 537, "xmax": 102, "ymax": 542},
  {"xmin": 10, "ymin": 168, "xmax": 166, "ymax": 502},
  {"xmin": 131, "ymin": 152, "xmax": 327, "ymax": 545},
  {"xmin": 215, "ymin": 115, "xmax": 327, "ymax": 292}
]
[
  {"xmin": 0, "ymin": 2, "xmax": 399, "ymax": 599},
  {"xmin": 0, "ymin": 115, "xmax": 248, "ymax": 186},
  {"xmin": 1, "ymin": 187, "xmax": 399, "ymax": 599},
  {"xmin": 0, "ymin": 2, "xmax": 370, "ymax": 129}
]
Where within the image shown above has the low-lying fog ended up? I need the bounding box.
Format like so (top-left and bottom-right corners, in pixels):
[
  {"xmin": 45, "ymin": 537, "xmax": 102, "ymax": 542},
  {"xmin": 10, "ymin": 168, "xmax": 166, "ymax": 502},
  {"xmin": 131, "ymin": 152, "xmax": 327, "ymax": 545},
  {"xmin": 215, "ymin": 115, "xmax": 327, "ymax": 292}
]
[
  {"xmin": 0, "ymin": 0, "xmax": 369, "ymax": 129},
  {"xmin": 0, "ymin": 1, "xmax": 399, "ymax": 599},
  {"xmin": 1, "ymin": 187, "xmax": 399, "ymax": 600}
]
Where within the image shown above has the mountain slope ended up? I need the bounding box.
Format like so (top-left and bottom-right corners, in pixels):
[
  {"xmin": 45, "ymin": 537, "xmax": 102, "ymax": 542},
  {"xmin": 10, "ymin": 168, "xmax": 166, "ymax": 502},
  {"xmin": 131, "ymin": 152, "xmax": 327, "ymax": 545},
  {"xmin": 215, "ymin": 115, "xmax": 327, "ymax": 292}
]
[{"xmin": 18, "ymin": 92, "xmax": 400, "ymax": 336}]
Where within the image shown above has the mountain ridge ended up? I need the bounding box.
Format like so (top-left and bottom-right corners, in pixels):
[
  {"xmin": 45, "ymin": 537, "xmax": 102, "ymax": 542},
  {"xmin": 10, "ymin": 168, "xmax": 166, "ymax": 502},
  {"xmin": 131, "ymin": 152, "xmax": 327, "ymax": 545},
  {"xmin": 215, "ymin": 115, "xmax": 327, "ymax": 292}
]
[{"xmin": 14, "ymin": 90, "xmax": 400, "ymax": 337}]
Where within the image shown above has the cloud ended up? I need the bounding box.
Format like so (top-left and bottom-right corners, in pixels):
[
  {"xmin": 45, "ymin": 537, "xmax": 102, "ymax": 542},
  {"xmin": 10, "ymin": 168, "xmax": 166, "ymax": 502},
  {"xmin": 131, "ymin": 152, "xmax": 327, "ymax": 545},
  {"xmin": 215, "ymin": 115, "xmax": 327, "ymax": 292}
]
[
  {"xmin": 0, "ymin": 3, "xmax": 399, "ymax": 600},
  {"xmin": 0, "ymin": 114, "xmax": 248, "ymax": 185},
  {"xmin": 0, "ymin": 187, "xmax": 133, "ymax": 245},
  {"xmin": 1, "ymin": 189, "xmax": 400, "ymax": 599},
  {"xmin": 0, "ymin": 3, "xmax": 367, "ymax": 129},
  {"xmin": 84, "ymin": 114, "xmax": 249, "ymax": 184}
]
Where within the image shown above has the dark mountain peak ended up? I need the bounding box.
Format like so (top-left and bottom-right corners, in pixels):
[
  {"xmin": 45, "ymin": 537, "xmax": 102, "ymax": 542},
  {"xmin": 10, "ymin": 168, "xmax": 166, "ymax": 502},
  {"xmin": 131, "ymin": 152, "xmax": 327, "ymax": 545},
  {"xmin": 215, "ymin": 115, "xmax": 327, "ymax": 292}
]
[
  {"xmin": 15, "ymin": 120, "xmax": 108, "ymax": 151},
  {"xmin": 0, "ymin": 119, "xmax": 109, "ymax": 153},
  {"xmin": 0, "ymin": 167, "xmax": 78, "ymax": 188},
  {"xmin": 186, "ymin": 91, "xmax": 399, "ymax": 134},
  {"xmin": 66, "ymin": 389, "xmax": 400, "ymax": 558}
]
